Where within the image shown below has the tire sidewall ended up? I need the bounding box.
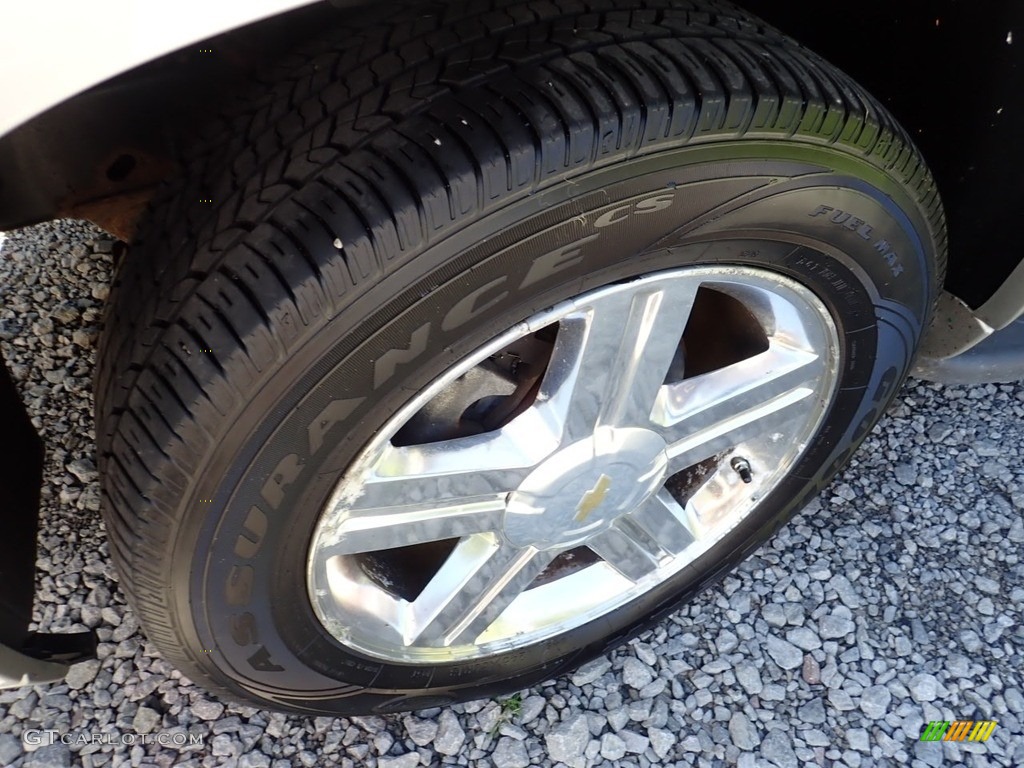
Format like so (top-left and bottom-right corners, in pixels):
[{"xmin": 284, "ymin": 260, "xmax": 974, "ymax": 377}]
[{"xmin": 180, "ymin": 142, "xmax": 934, "ymax": 712}]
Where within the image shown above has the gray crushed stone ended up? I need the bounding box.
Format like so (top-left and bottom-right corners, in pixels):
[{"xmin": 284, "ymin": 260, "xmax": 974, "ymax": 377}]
[{"xmin": 0, "ymin": 220, "xmax": 1021, "ymax": 766}]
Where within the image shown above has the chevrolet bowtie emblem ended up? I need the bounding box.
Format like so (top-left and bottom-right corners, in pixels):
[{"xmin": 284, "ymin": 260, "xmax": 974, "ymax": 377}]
[{"xmin": 575, "ymin": 474, "xmax": 612, "ymax": 522}]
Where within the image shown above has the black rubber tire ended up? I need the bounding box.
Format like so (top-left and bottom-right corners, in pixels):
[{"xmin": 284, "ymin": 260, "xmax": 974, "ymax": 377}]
[{"xmin": 95, "ymin": 0, "xmax": 946, "ymax": 715}]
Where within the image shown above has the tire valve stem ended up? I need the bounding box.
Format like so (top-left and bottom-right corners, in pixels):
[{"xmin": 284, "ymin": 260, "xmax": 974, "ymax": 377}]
[{"xmin": 731, "ymin": 456, "xmax": 753, "ymax": 484}]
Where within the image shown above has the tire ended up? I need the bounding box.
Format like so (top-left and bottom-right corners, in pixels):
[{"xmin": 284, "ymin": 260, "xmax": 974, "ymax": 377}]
[{"xmin": 95, "ymin": 0, "xmax": 945, "ymax": 715}]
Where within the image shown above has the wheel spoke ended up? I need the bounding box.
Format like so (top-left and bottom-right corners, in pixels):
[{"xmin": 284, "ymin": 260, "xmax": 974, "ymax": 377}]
[
  {"xmin": 408, "ymin": 536, "xmax": 555, "ymax": 646},
  {"xmin": 336, "ymin": 411, "xmax": 558, "ymax": 503},
  {"xmin": 319, "ymin": 417, "xmax": 561, "ymax": 552},
  {"xmin": 588, "ymin": 519, "xmax": 666, "ymax": 582},
  {"xmin": 319, "ymin": 499, "xmax": 506, "ymax": 554},
  {"xmin": 373, "ymin": 411, "xmax": 559, "ymax": 485},
  {"xmin": 537, "ymin": 281, "xmax": 696, "ymax": 445},
  {"xmin": 653, "ymin": 343, "xmax": 825, "ymax": 468},
  {"xmin": 589, "ymin": 491, "xmax": 696, "ymax": 582},
  {"xmin": 537, "ymin": 306, "xmax": 625, "ymax": 446},
  {"xmin": 629, "ymin": 489, "xmax": 698, "ymax": 553},
  {"xmin": 596, "ymin": 284, "xmax": 697, "ymax": 430},
  {"xmin": 348, "ymin": 467, "xmax": 521, "ymax": 515}
]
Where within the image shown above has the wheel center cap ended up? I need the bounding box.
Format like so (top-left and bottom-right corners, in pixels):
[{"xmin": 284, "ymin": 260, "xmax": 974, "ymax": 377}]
[{"xmin": 503, "ymin": 427, "xmax": 668, "ymax": 550}]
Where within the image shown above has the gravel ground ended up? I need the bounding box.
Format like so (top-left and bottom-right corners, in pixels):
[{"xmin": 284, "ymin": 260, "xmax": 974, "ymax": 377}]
[{"xmin": 0, "ymin": 220, "xmax": 1021, "ymax": 768}]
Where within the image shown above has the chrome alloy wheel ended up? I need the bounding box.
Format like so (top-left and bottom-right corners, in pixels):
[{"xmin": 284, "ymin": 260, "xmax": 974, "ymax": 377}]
[{"xmin": 308, "ymin": 266, "xmax": 840, "ymax": 662}]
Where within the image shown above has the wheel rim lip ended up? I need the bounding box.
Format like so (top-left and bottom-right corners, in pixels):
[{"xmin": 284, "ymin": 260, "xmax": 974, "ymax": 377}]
[{"xmin": 307, "ymin": 264, "xmax": 841, "ymax": 663}]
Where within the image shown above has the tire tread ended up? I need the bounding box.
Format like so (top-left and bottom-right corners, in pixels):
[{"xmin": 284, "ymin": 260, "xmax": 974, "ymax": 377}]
[{"xmin": 94, "ymin": 0, "xmax": 947, "ymax": 703}]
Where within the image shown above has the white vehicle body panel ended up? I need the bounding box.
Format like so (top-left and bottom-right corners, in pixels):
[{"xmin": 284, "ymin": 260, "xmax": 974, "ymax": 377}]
[{"xmin": 0, "ymin": 0, "xmax": 317, "ymax": 139}]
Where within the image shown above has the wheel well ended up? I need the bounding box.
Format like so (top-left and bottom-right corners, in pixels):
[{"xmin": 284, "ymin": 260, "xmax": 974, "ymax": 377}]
[
  {"xmin": 740, "ymin": 0, "xmax": 1024, "ymax": 309},
  {"xmin": 0, "ymin": 1, "xmax": 363, "ymax": 241},
  {"xmin": 2, "ymin": 0, "xmax": 1021, "ymax": 310}
]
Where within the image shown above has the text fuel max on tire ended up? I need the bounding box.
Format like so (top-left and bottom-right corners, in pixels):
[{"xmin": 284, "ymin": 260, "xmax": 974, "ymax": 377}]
[{"xmin": 95, "ymin": 0, "xmax": 945, "ymax": 714}]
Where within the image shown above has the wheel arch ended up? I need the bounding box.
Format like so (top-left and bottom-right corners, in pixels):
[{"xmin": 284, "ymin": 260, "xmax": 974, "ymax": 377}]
[
  {"xmin": 0, "ymin": 0, "xmax": 373, "ymax": 241},
  {"xmin": 740, "ymin": 0, "xmax": 1024, "ymax": 311},
  {"xmin": 5, "ymin": 0, "xmax": 1019, "ymax": 352},
  {"xmin": 4, "ymin": 0, "xmax": 1019, "ymax": 313}
]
